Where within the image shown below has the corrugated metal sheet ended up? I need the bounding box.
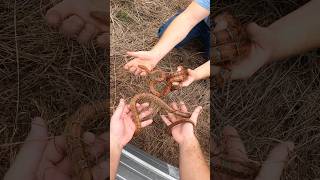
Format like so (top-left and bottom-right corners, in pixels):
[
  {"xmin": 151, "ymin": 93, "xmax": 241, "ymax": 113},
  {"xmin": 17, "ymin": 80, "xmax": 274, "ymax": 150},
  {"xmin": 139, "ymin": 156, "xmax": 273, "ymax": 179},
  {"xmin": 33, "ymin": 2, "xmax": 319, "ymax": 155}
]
[{"xmin": 117, "ymin": 144, "xmax": 180, "ymax": 180}]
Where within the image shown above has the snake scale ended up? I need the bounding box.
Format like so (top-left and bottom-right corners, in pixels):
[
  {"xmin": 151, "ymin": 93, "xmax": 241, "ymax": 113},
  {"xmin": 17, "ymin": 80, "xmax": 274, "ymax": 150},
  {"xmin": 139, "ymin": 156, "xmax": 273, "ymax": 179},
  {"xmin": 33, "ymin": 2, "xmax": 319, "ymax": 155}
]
[
  {"xmin": 131, "ymin": 65, "xmax": 191, "ymax": 134},
  {"xmin": 64, "ymin": 101, "xmax": 107, "ymax": 180},
  {"xmin": 130, "ymin": 93, "xmax": 191, "ymax": 134}
]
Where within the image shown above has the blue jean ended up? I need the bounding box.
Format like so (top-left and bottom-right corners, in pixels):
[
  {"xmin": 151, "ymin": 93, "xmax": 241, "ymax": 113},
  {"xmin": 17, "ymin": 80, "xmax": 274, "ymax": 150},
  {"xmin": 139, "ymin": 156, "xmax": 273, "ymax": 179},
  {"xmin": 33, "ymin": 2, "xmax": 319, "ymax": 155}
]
[{"xmin": 158, "ymin": 11, "xmax": 210, "ymax": 59}]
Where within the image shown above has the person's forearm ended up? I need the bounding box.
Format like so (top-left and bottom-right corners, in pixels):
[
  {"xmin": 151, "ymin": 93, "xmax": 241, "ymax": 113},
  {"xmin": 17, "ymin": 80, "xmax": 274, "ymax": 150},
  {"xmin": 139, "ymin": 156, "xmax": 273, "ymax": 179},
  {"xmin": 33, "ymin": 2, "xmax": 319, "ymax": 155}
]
[
  {"xmin": 268, "ymin": 0, "xmax": 320, "ymax": 61},
  {"xmin": 151, "ymin": 2, "xmax": 209, "ymax": 63},
  {"xmin": 110, "ymin": 142, "xmax": 122, "ymax": 180},
  {"xmin": 193, "ymin": 60, "xmax": 210, "ymax": 80},
  {"xmin": 179, "ymin": 136, "xmax": 209, "ymax": 180}
]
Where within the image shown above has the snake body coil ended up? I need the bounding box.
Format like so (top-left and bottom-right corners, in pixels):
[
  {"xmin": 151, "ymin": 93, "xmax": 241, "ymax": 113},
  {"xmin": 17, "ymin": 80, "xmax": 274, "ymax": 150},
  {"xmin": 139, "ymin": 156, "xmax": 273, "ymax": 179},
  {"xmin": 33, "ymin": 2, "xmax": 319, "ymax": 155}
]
[
  {"xmin": 64, "ymin": 101, "xmax": 107, "ymax": 180},
  {"xmin": 130, "ymin": 93, "xmax": 191, "ymax": 134}
]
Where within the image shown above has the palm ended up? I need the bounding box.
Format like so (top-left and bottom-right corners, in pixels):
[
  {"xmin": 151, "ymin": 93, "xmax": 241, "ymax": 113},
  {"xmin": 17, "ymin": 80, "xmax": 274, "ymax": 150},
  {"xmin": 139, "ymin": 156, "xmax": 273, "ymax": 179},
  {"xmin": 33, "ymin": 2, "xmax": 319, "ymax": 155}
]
[
  {"xmin": 211, "ymin": 126, "xmax": 294, "ymax": 180},
  {"xmin": 229, "ymin": 42, "xmax": 271, "ymax": 79},
  {"xmin": 160, "ymin": 102, "xmax": 202, "ymax": 144},
  {"xmin": 124, "ymin": 51, "xmax": 160, "ymax": 75},
  {"xmin": 110, "ymin": 100, "xmax": 153, "ymax": 148}
]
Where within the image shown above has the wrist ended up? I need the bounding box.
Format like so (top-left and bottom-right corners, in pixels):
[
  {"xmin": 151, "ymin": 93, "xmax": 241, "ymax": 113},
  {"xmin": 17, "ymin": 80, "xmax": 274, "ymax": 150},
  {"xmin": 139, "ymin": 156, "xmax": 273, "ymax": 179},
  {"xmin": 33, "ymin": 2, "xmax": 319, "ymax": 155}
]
[
  {"xmin": 178, "ymin": 134, "xmax": 198, "ymax": 148},
  {"xmin": 110, "ymin": 135, "xmax": 123, "ymax": 152},
  {"xmin": 150, "ymin": 47, "xmax": 164, "ymax": 64},
  {"xmin": 192, "ymin": 68, "xmax": 203, "ymax": 81},
  {"xmin": 265, "ymin": 25, "xmax": 285, "ymax": 63}
]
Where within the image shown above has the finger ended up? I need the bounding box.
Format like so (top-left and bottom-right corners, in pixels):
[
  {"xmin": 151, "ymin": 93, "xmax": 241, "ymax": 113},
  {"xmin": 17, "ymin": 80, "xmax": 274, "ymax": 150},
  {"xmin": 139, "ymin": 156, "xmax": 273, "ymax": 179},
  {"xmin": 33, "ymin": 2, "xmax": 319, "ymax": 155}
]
[
  {"xmin": 141, "ymin": 119, "xmax": 153, "ymax": 128},
  {"xmin": 4, "ymin": 117, "xmax": 48, "ymax": 180},
  {"xmin": 139, "ymin": 108, "xmax": 153, "ymax": 120},
  {"xmin": 160, "ymin": 115, "xmax": 171, "ymax": 126},
  {"xmin": 92, "ymin": 161, "xmax": 109, "ymax": 180},
  {"xmin": 77, "ymin": 23, "xmax": 98, "ymax": 44},
  {"xmin": 129, "ymin": 66, "xmax": 136, "ymax": 73},
  {"xmin": 134, "ymin": 68, "xmax": 142, "ymax": 76},
  {"xmin": 126, "ymin": 51, "xmax": 141, "ymax": 58},
  {"xmin": 60, "ymin": 15, "xmax": 85, "ymax": 38},
  {"xmin": 179, "ymin": 101, "xmax": 189, "ymax": 113},
  {"xmin": 87, "ymin": 132, "xmax": 109, "ymax": 158},
  {"xmin": 141, "ymin": 71, "xmax": 147, "ymax": 76},
  {"xmin": 172, "ymin": 82, "xmax": 179, "ymax": 86},
  {"xmin": 189, "ymin": 106, "xmax": 202, "ymax": 125},
  {"xmin": 37, "ymin": 135, "xmax": 69, "ymax": 179},
  {"xmin": 112, "ymin": 99, "xmax": 125, "ymax": 120},
  {"xmin": 222, "ymin": 126, "xmax": 248, "ymax": 160},
  {"xmin": 256, "ymin": 142, "xmax": 294, "ymax": 180},
  {"xmin": 123, "ymin": 105, "xmax": 130, "ymax": 114},
  {"xmin": 181, "ymin": 80, "xmax": 192, "ymax": 87},
  {"xmin": 177, "ymin": 66, "xmax": 182, "ymax": 72},
  {"xmin": 124, "ymin": 60, "xmax": 133, "ymax": 70},
  {"xmin": 170, "ymin": 102, "xmax": 179, "ymax": 111},
  {"xmin": 167, "ymin": 113, "xmax": 177, "ymax": 123},
  {"xmin": 45, "ymin": 1, "xmax": 73, "ymax": 28},
  {"xmin": 136, "ymin": 102, "xmax": 149, "ymax": 112}
]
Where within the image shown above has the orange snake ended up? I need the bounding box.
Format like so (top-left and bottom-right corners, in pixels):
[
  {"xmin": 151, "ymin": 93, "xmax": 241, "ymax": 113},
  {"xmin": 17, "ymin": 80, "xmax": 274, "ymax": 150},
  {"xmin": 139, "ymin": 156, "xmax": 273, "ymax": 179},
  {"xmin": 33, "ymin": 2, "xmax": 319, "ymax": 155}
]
[
  {"xmin": 130, "ymin": 66, "xmax": 192, "ymax": 134},
  {"xmin": 64, "ymin": 101, "xmax": 107, "ymax": 180}
]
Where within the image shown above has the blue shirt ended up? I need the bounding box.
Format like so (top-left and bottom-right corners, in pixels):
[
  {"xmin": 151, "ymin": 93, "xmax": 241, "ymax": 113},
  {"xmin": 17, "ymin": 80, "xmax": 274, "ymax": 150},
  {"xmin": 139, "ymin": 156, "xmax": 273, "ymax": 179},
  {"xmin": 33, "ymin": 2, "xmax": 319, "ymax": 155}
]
[{"xmin": 195, "ymin": 0, "xmax": 210, "ymax": 11}]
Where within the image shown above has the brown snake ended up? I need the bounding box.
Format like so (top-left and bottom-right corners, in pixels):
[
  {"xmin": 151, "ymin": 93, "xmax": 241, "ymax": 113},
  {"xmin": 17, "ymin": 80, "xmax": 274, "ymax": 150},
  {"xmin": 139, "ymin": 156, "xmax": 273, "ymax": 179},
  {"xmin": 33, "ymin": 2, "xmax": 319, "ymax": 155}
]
[
  {"xmin": 130, "ymin": 93, "xmax": 191, "ymax": 134},
  {"xmin": 131, "ymin": 65, "xmax": 192, "ymax": 134},
  {"xmin": 64, "ymin": 101, "xmax": 107, "ymax": 180},
  {"xmin": 138, "ymin": 65, "xmax": 188, "ymax": 97}
]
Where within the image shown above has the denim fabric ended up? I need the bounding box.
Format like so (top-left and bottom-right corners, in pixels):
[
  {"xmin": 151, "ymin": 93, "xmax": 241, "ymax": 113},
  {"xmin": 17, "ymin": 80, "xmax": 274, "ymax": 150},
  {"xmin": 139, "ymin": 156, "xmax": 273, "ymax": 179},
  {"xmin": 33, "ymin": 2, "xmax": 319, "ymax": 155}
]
[{"xmin": 157, "ymin": 11, "xmax": 210, "ymax": 59}]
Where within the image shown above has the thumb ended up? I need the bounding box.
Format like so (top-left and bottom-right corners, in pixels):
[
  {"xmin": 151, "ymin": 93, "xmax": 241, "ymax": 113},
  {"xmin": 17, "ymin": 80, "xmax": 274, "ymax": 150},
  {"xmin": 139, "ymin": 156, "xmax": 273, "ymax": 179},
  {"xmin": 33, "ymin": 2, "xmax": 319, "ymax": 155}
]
[
  {"xmin": 112, "ymin": 99, "xmax": 126, "ymax": 120},
  {"xmin": 126, "ymin": 51, "xmax": 143, "ymax": 58},
  {"xmin": 256, "ymin": 141, "xmax": 294, "ymax": 180},
  {"xmin": 181, "ymin": 69, "xmax": 195, "ymax": 87},
  {"xmin": 4, "ymin": 117, "xmax": 48, "ymax": 180},
  {"xmin": 189, "ymin": 106, "xmax": 202, "ymax": 125}
]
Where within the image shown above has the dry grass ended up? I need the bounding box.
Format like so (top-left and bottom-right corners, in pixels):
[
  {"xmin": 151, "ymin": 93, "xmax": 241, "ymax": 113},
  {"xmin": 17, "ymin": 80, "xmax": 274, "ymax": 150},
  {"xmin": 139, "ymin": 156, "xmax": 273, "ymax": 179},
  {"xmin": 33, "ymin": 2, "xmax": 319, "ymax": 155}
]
[
  {"xmin": 110, "ymin": 0, "xmax": 210, "ymax": 166},
  {"xmin": 1, "ymin": 0, "xmax": 319, "ymax": 179},
  {"xmin": 212, "ymin": 0, "xmax": 320, "ymax": 179},
  {"xmin": 0, "ymin": 0, "xmax": 108, "ymax": 177}
]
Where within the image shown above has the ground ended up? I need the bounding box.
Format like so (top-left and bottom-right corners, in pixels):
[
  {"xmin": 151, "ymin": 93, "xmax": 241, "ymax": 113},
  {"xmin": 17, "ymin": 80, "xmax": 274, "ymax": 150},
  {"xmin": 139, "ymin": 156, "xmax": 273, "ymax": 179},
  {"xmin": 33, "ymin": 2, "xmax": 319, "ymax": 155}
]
[
  {"xmin": 0, "ymin": 0, "xmax": 319, "ymax": 179},
  {"xmin": 213, "ymin": 0, "xmax": 320, "ymax": 179},
  {"xmin": 0, "ymin": 0, "xmax": 108, "ymax": 177},
  {"xmin": 110, "ymin": 0, "xmax": 210, "ymax": 166}
]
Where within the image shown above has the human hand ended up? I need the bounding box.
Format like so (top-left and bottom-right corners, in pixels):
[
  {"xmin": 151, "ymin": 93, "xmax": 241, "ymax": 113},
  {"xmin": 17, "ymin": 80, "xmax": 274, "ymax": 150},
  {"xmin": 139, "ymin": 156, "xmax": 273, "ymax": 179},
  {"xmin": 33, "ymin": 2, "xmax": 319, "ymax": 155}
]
[
  {"xmin": 4, "ymin": 117, "xmax": 109, "ymax": 180},
  {"xmin": 110, "ymin": 99, "xmax": 153, "ymax": 150},
  {"xmin": 212, "ymin": 14, "xmax": 276, "ymax": 80},
  {"xmin": 160, "ymin": 101, "xmax": 202, "ymax": 145},
  {"xmin": 124, "ymin": 50, "xmax": 161, "ymax": 76},
  {"xmin": 177, "ymin": 68, "xmax": 198, "ymax": 87},
  {"xmin": 211, "ymin": 126, "xmax": 294, "ymax": 180}
]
